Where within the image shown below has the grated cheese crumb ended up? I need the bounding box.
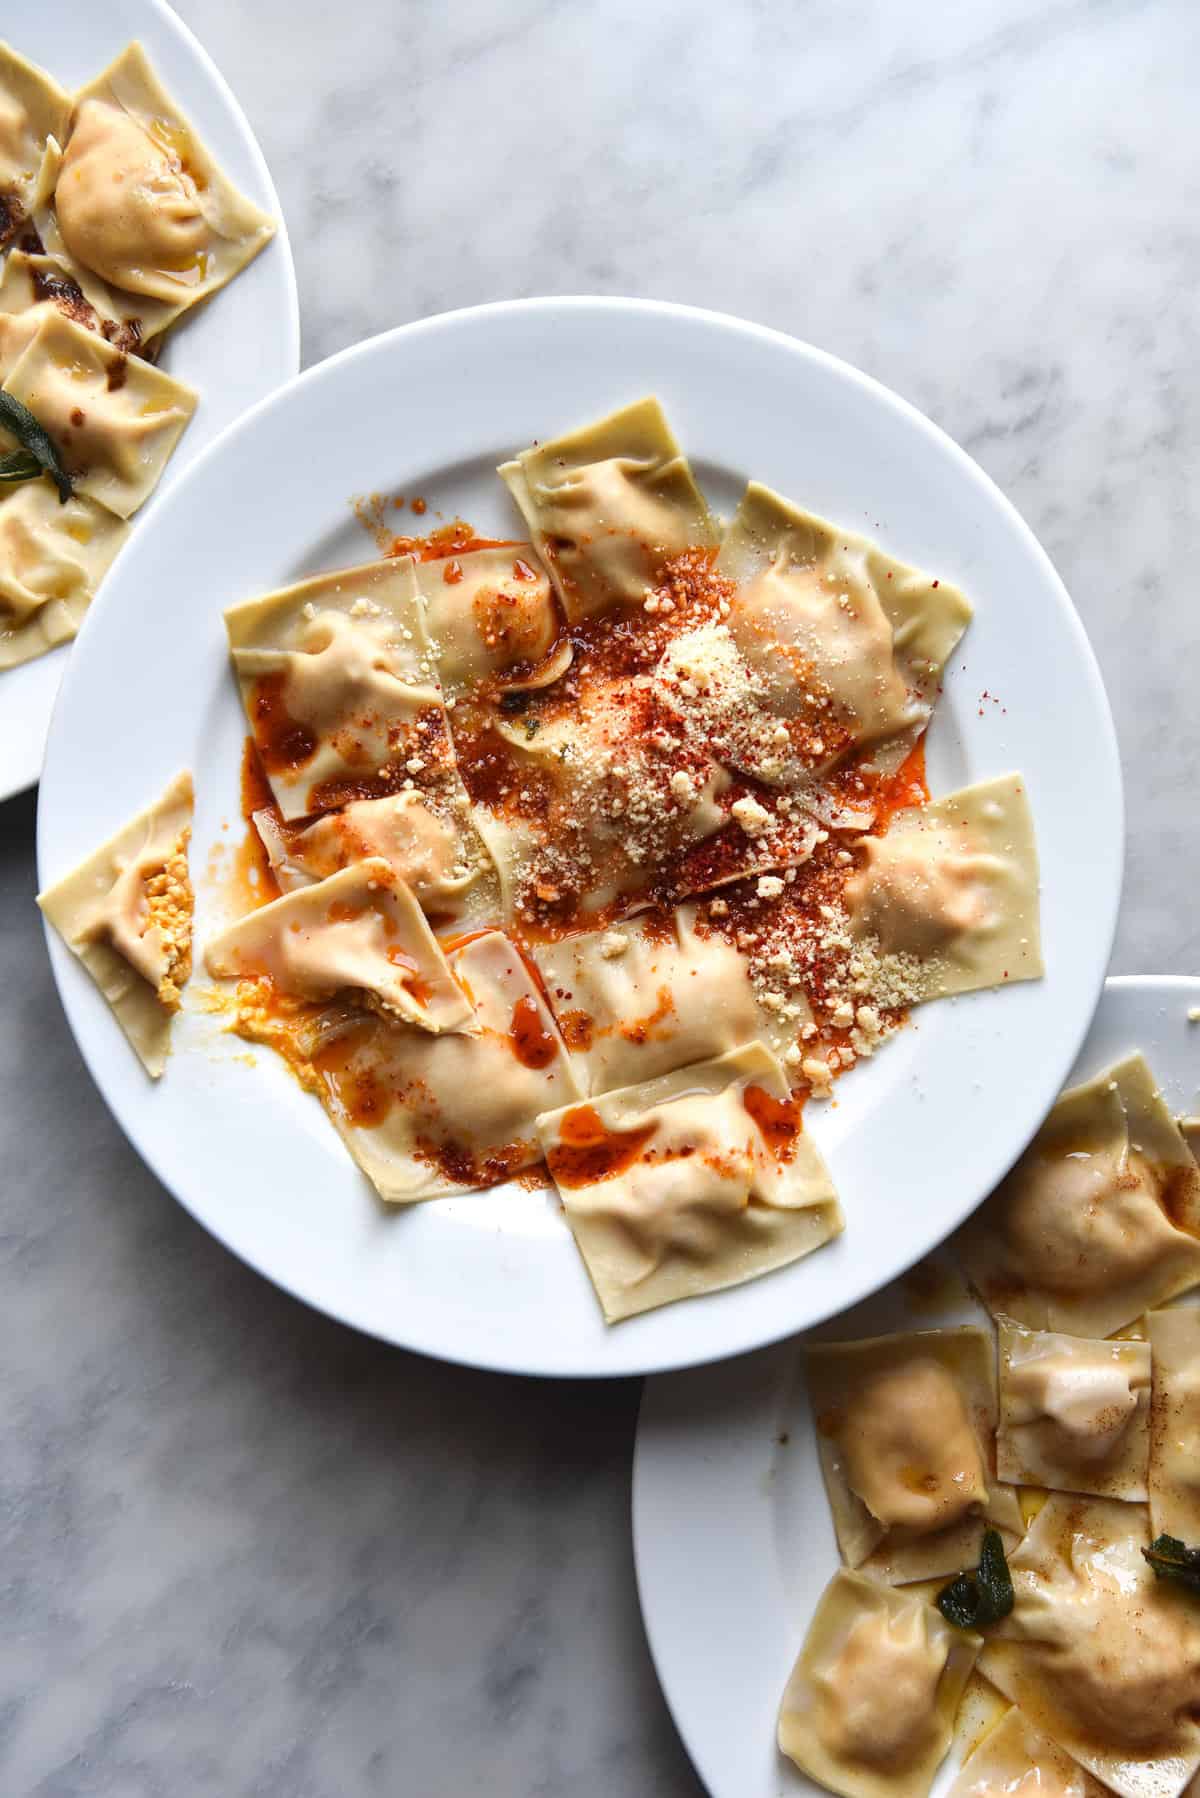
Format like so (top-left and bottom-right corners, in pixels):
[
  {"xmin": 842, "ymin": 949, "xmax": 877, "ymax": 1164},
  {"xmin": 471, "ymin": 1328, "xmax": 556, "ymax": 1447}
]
[{"xmin": 731, "ymin": 796, "xmax": 772, "ymax": 837}]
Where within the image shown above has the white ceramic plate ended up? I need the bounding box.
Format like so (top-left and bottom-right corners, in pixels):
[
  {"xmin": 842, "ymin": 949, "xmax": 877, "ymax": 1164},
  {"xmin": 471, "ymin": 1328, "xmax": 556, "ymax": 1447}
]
[
  {"xmin": 633, "ymin": 976, "xmax": 1200, "ymax": 1795},
  {"xmin": 37, "ymin": 298, "xmax": 1122, "ymax": 1378},
  {"xmin": 0, "ymin": 0, "xmax": 299, "ymax": 801}
]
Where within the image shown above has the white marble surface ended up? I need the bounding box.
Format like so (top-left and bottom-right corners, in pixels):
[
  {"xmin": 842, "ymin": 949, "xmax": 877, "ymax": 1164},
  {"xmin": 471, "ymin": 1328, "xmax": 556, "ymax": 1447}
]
[{"xmin": 3, "ymin": 0, "xmax": 1198, "ymax": 1790}]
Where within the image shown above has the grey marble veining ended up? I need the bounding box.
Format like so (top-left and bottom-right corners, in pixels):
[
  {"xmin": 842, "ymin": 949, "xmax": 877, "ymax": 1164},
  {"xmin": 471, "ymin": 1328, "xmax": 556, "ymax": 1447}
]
[{"xmin": 3, "ymin": 0, "xmax": 1199, "ymax": 1791}]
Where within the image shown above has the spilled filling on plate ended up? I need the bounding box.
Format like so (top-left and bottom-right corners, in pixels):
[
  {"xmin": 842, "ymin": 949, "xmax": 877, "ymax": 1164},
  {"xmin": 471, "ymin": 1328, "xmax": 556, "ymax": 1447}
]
[
  {"xmin": 0, "ymin": 39, "xmax": 275, "ymax": 670},
  {"xmin": 777, "ymin": 1048, "xmax": 1200, "ymax": 1798},
  {"xmin": 40, "ymin": 396, "xmax": 1045, "ymax": 1323}
]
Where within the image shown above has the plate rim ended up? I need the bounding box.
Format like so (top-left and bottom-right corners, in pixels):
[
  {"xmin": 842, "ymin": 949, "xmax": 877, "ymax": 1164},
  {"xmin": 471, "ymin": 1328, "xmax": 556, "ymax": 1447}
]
[
  {"xmin": 631, "ymin": 973, "xmax": 1200, "ymax": 1794},
  {"xmin": 35, "ymin": 294, "xmax": 1124, "ymax": 1378},
  {"xmin": 0, "ymin": 0, "xmax": 301, "ymax": 804}
]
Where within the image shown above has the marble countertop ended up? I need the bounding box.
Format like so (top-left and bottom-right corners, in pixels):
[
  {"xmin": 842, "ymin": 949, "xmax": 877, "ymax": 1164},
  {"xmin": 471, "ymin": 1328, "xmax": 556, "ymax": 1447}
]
[{"xmin": 4, "ymin": 1, "xmax": 1198, "ymax": 1790}]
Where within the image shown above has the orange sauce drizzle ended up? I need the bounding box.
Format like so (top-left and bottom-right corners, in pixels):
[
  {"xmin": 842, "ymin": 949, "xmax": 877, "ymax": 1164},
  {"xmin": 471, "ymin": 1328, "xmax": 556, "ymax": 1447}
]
[
  {"xmin": 545, "ymin": 1106, "xmax": 657, "ymax": 1186},
  {"xmin": 387, "ymin": 520, "xmax": 520, "ymax": 562},
  {"xmin": 871, "ymin": 734, "xmax": 929, "ymax": 832},
  {"xmin": 509, "ymin": 994, "xmax": 557, "ymax": 1069},
  {"xmin": 248, "ymin": 671, "xmax": 317, "ymax": 774},
  {"xmin": 742, "ymin": 1084, "xmax": 805, "ymax": 1162}
]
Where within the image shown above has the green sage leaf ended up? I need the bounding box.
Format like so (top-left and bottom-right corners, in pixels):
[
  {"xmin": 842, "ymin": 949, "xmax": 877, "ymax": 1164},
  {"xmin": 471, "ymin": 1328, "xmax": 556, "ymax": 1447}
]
[
  {"xmin": 1144, "ymin": 1534, "xmax": 1200, "ymax": 1596},
  {"xmin": 936, "ymin": 1528, "xmax": 1014, "ymax": 1630},
  {"xmin": 0, "ymin": 449, "xmax": 43, "ymax": 485},
  {"xmin": 0, "ymin": 391, "xmax": 72, "ymax": 501}
]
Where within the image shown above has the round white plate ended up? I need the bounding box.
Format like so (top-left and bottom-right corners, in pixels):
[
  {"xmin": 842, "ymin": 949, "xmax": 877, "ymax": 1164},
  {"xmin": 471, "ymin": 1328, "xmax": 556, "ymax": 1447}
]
[
  {"xmin": 37, "ymin": 298, "xmax": 1121, "ymax": 1378},
  {"xmin": 633, "ymin": 975, "xmax": 1200, "ymax": 1795},
  {"xmin": 0, "ymin": 0, "xmax": 299, "ymax": 802}
]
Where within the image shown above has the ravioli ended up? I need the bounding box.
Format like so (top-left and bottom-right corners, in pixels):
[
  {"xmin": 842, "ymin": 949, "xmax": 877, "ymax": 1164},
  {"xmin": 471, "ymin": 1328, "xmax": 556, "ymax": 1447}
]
[
  {"xmin": 532, "ymin": 904, "xmax": 780, "ymax": 1094},
  {"xmin": 225, "ymin": 558, "xmax": 451, "ymax": 821},
  {"xmin": 718, "ymin": 482, "xmax": 972, "ymax": 776},
  {"xmin": 239, "ymin": 931, "xmax": 580, "ymax": 1202},
  {"xmin": 844, "ymin": 775, "xmax": 1043, "ymax": 999},
  {"xmin": 949, "ymin": 1708, "xmax": 1111, "ymax": 1798},
  {"xmin": 54, "ymin": 43, "xmax": 274, "ymax": 315},
  {"xmin": 777, "ymin": 1569, "xmax": 980, "ymax": 1798},
  {"xmin": 0, "ymin": 241, "xmax": 173, "ymax": 370},
  {"xmin": 204, "ymin": 858, "xmax": 474, "ymax": 1034},
  {"xmin": 414, "ymin": 545, "xmax": 567, "ymax": 693},
  {"xmin": 253, "ymin": 788, "xmax": 496, "ymax": 928},
  {"xmin": 499, "ymin": 396, "xmax": 716, "ymax": 620},
  {"xmin": 37, "ymin": 770, "xmax": 193, "ymax": 1077},
  {"xmin": 0, "ymin": 43, "xmax": 70, "ymax": 244},
  {"xmin": 537, "ymin": 1041, "xmax": 842, "ymax": 1323},
  {"xmin": 2, "ymin": 310, "xmax": 196, "ymax": 518},
  {"xmin": 1147, "ymin": 1306, "xmax": 1200, "ymax": 1546},
  {"xmin": 956, "ymin": 1055, "xmax": 1200, "ymax": 1337},
  {"xmin": 805, "ymin": 1327, "xmax": 1024, "ymax": 1583},
  {"xmin": 997, "ymin": 1319, "xmax": 1151, "ymax": 1501},
  {"xmin": 0, "ymin": 479, "xmax": 127, "ymax": 669},
  {"xmin": 465, "ymin": 696, "xmax": 735, "ymax": 924},
  {"xmin": 981, "ymin": 1495, "xmax": 1200, "ymax": 1798}
]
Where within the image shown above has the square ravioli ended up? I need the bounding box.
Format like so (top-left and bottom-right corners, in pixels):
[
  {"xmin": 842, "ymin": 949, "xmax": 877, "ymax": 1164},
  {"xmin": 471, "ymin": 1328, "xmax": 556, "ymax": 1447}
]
[
  {"xmin": 225, "ymin": 558, "xmax": 453, "ymax": 821},
  {"xmin": 53, "ymin": 42, "xmax": 274, "ymax": 318},
  {"xmin": 956, "ymin": 1054, "xmax": 1200, "ymax": 1337},
  {"xmin": 842, "ymin": 774, "xmax": 1043, "ymax": 1000},
  {"xmin": 498, "ymin": 396, "xmax": 715, "ymax": 620},
  {"xmin": 948, "ymin": 1707, "xmax": 1111, "ymax": 1798},
  {"xmin": 2, "ymin": 310, "xmax": 196, "ymax": 518},
  {"xmin": 231, "ymin": 931, "xmax": 580, "ymax": 1202},
  {"xmin": 716, "ymin": 481, "xmax": 972, "ymax": 779},
  {"xmin": 37, "ymin": 770, "xmax": 193, "ymax": 1077},
  {"xmin": 0, "ymin": 479, "xmax": 127, "ymax": 669},
  {"xmin": 980, "ymin": 1495, "xmax": 1200, "ymax": 1798},
  {"xmin": 996, "ymin": 1319, "xmax": 1151, "ymax": 1501},
  {"xmin": 413, "ymin": 545, "xmax": 567, "ymax": 695},
  {"xmin": 777, "ymin": 1569, "xmax": 980, "ymax": 1798},
  {"xmin": 203, "ymin": 859, "xmax": 475, "ymax": 1035},
  {"xmin": 251, "ymin": 787, "xmax": 498, "ymax": 932},
  {"xmin": 0, "ymin": 243, "xmax": 171, "ymax": 373},
  {"xmin": 536, "ymin": 1041, "xmax": 841, "ymax": 1323},
  {"xmin": 1147, "ymin": 1306, "xmax": 1200, "ymax": 1545},
  {"xmin": 804, "ymin": 1327, "xmax": 1024, "ymax": 1583},
  {"xmin": 532, "ymin": 903, "xmax": 783, "ymax": 1095},
  {"xmin": 0, "ymin": 43, "xmax": 70, "ymax": 243}
]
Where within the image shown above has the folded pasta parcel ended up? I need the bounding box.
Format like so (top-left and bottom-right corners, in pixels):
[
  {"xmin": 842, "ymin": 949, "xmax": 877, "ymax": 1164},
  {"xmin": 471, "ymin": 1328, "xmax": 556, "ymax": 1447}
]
[
  {"xmin": 224, "ymin": 558, "xmax": 454, "ymax": 822},
  {"xmin": 0, "ymin": 43, "xmax": 71, "ymax": 244},
  {"xmin": 996, "ymin": 1319, "xmax": 1151, "ymax": 1502},
  {"xmin": 842, "ymin": 774, "xmax": 1043, "ymax": 1000},
  {"xmin": 2, "ymin": 310, "xmax": 196, "ymax": 519},
  {"xmin": 0, "ymin": 477, "xmax": 127, "ymax": 671},
  {"xmin": 499, "ymin": 396, "xmax": 716, "ymax": 620},
  {"xmin": 804, "ymin": 1326, "xmax": 1024, "ymax": 1583},
  {"xmin": 218, "ymin": 930, "xmax": 581, "ymax": 1203},
  {"xmin": 980, "ymin": 1494, "xmax": 1200, "ymax": 1798},
  {"xmin": 531, "ymin": 904, "xmax": 785, "ymax": 1096},
  {"xmin": 412, "ymin": 544, "xmax": 569, "ymax": 695},
  {"xmin": 777, "ymin": 1569, "xmax": 980, "ymax": 1798},
  {"xmin": 536, "ymin": 1041, "xmax": 842, "ymax": 1322},
  {"xmin": 716, "ymin": 482, "xmax": 973, "ymax": 781},
  {"xmin": 251, "ymin": 787, "xmax": 495, "ymax": 930},
  {"xmin": 37, "ymin": 770, "xmax": 194, "ymax": 1077},
  {"xmin": 53, "ymin": 42, "xmax": 274, "ymax": 316},
  {"xmin": 956, "ymin": 1053, "xmax": 1200, "ymax": 1336},
  {"xmin": 203, "ymin": 858, "xmax": 475, "ymax": 1034}
]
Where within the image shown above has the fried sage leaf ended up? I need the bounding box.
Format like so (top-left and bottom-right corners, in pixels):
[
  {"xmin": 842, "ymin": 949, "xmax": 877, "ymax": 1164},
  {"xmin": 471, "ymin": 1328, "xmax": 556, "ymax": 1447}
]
[
  {"xmin": 937, "ymin": 1528, "xmax": 1014, "ymax": 1630},
  {"xmin": 0, "ymin": 392, "xmax": 72, "ymax": 502},
  {"xmin": 0, "ymin": 450, "xmax": 43, "ymax": 485},
  {"xmin": 1144, "ymin": 1534, "xmax": 1200, "ymax": 1596}
]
